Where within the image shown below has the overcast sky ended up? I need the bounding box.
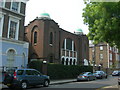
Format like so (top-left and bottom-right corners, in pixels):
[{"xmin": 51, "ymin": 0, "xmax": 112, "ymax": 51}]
[{"xmin": 25, "ymin": 0, "xmax": 89, "ymax": 34}]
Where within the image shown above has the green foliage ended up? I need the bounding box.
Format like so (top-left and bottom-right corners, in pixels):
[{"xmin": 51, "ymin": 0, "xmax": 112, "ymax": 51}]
[
  {"xmin": 47, "ymin": 64, "xmax": 93, "ymax": 79},
  {"xmin": 83, "ymin": 1, "xmax": 120, "ymax": 49},
  {"xmin": 28, "ymin": 61, "xmax": 93, "ymax": 80}
]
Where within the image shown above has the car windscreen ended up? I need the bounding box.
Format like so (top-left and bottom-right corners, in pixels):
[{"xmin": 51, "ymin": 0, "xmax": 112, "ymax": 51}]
[
  {"xmin": 79, "ymin": 72, "xmax": 89, "ymax": 75},
  {"xmin": 94, "ymin": 71, "xmax": 101, "ymax": 74},
  {"xmin": 113, "ymin": 71, "xmax": 118, "ymax": 73}
]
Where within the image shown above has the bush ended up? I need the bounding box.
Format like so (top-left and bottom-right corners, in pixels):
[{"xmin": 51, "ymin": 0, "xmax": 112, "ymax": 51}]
[
  {"xmin": 47, "ymin": 64, "xmax": 93, "ymax": 80},
  {"xmin": 28, "ymin": 61, "xmax": 93, "ymax": 80}
]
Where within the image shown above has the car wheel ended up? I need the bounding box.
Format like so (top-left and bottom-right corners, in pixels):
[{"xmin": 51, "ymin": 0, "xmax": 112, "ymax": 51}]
[
  {"xmin": 94, "ymin": 77, "xmax": 96, "ymax": 80},
  {"xmin": 87, "ymin": 78, "xmax": 90, "ymax": 81},
  {"xmin": 43, "ymin": 80, "xmax": 49, "ymax": 87},
  {"xmin": 21, "ymin": 81, "xmax": 28, "ymax": 89},
  {"xmin": 105, "ymin": 76, "xmax": 107, "ymax": 79}
]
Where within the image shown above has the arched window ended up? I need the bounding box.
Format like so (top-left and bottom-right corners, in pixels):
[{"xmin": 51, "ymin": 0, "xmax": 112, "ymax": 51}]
[
  {"xmin": 70, "ymin": 59, "xmax": 72, "ymax": 65},
  {"xmin": 34, "ymin": 32, "xmax": 37, "ymax": 44},
  {"xmin": 7, "ymin": 49, "xmax": 15, "ymax": 68},
  {"xmin": 31, "ymin": 25, "xmax": 38, "ymax": 45},
  {"xmin": 62, "ymin": 58, "xmax": 65, "ymax": 65},
  {"xmin": 66, "ymin": 58, "xmax": 68, "ymax": 65},
  {"xmin": 50, "ymin": 32, "xmax": 53, "ymax": 44},
  {"xmin": 73, "ymin": 59, "xmax": 76, "ymax": 65},
  {"xmin": 66, "ymin": 38, "xmax": 72, "ymax": 50}
]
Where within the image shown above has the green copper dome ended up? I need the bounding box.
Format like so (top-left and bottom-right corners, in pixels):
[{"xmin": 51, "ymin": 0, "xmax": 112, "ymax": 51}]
[
  {"xmin": 76, "ymin": 28, "xmax": 83, "ymax": 32},
  {"xmin": 40, "ymin": 13, "xmax": 50, "ymax": 18}
]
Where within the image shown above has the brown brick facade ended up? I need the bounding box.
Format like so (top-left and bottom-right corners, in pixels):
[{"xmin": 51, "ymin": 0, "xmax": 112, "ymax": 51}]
[
  {"xmin": 89, "ymin": 42, "xmax": 120, "ymax": 69},
  {"xmin": 1, "ymin": 2, "xmax": 26, "ymax": 41},
  {"xmin": 25, "ymin": 17, "xmax": 89, "ymax": 65}
]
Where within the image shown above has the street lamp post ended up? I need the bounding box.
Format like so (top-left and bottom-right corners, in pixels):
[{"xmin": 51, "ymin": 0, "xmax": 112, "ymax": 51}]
[
  {"xmin": 93, "ymin": 44, "xmax": 96, "ymax": 72},
  {"xmin": 42, "ymin": 60, "xmax": 47, "ymax": 75}
]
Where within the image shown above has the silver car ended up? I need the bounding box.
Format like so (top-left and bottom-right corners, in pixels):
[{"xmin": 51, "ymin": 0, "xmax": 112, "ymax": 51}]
[
  {"xmin": 93, "ymin": 71, "xmax": 107, "ymax": 79},
  {"xmin": 77, "ymin": 72, "xmax": 96, "ymax": 81}
]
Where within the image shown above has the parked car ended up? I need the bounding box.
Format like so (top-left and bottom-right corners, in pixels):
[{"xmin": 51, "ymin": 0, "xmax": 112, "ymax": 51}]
[
  {"xmin": 77, "ymin": 72, "xmax": 96, "ymax": 81},
  {"xmin": 93, "ymin": 71, "xmax": 107, "ymax": 79},
  {"xmin": 3, "ymin": 68, "xmax": 50, "ymax": 89},
  {"xmin": 112, "ymin": 70, "xmax": 120, "ymax": 76}
]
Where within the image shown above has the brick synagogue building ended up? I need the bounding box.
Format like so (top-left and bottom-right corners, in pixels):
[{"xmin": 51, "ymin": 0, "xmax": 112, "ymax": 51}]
[{"xmin": 25, "ymin": 13, "xmax": 89, "ymax": 65}]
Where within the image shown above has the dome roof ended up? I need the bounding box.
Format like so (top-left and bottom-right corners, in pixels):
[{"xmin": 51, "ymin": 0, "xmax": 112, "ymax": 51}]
[
  {"xmin": 74, "ymin": 28, "xmax": 83, "ymax": 35},
  {"xmin": 40, "ymin": 13, "xmax": 50, "ymax": 18},
  {"xmin": 76, "ymin": 28, "xmax": 83, "ymax": 32}
]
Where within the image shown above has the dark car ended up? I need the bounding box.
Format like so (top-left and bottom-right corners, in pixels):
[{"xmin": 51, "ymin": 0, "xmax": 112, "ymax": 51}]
[
  {"xmin": 77, "ymin": 72, "xmax": 96, "ymax": 81},
  {"xmin": 112, "ymin": 70, "xmax": 120, "ymax": 76},
  {"xmin": 3, "ymin": 68, "xmax": 50, "ymax": 89},
  {"xmin": 93, "ymin": 71, "xmax": 107, "ymax": 79}
]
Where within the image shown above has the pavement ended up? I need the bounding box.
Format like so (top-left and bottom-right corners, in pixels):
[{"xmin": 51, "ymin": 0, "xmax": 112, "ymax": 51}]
[
  {"xmin": 100, "ymin": 85, "xmax": 119, "ymax": 90},
  {"xmin": 0, "ymin": 79, "xmax": 119, "ymax": 89}
]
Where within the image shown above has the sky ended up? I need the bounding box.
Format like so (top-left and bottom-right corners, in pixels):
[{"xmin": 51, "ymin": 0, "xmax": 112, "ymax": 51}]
[{"xmin": 25, "ymin": 0, "xmax": 89, "ymax": 34}]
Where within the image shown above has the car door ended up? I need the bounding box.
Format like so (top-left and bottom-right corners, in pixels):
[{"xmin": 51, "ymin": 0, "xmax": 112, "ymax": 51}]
[
  {"xmin": 101, "ymin": 71, "xmax": 104, "ymax": 77},
  {"xmin": 33, "ymin": 70, "xmax": 44, "ymax": 84},
  {"xmin": 25, "ymin": 70, "xmax": 36, "ymax": 85},
  {"xmin": 87, "ymin": 72, "xmax": 93, "ymax": 80}
]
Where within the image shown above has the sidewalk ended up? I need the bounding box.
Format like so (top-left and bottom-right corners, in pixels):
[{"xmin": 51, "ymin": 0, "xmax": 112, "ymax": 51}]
[
  {"xmin": 50, "ymin": 79, "xmax": 76, "ymax": 85},
  {"xmin": 100, "ymin": 85, "xmax": 119, "ymax": 90}
]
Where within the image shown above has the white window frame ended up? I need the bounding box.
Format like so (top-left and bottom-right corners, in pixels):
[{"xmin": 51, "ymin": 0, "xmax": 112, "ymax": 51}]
[
  {"xmin": 10, "ymin": 0, "xmax": 21, "ymax": 13},
  {"xmin": 100, "ymin": 54, "xmax": 103, "ymax": 60},
  {"xmin": 110, "ymin": 47, "xmax": 112, "ymax": 51},
  {"xmin": 109, "ymin": 53, "xmax": 112, "ymax": 61},
  {"xmin": 0, "ymin": 14, "xmax": 4, "ymax": 37},
  {"xmin": 100, "ymin": 46, "xmax": 103, "ymax": 50},
  {"xmin": 7, "ymin": 16, "xmax": 19, "ymax": 40},
  {"xmin": 0, "ymin": 0, "xmax": 6, "ymax": 8}
]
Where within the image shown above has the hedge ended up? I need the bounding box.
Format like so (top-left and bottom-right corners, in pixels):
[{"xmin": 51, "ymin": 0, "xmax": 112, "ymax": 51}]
[
  {"xmin": 47, "ymin": 64, "xmax": 93, "ymax": 79},
  {"xmin": 28, "ymin": 61, "xmax": 93, "ymax": 80}
]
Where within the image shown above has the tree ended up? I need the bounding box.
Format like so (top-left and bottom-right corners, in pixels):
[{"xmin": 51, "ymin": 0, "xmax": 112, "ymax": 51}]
[{"xmin": 82, "ymin": 1, "xmax": 120, "ymax": 49}]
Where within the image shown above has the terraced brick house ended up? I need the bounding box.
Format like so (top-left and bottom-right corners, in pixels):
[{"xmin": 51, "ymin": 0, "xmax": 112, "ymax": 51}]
[{"xmin": 0, "ymin": 0, "xmax": 29, "ymax": 82}]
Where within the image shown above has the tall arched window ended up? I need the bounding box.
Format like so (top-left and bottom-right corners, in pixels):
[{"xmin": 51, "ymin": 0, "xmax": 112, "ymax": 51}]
[
  {"xmin": 7, "ymin": 49, "xmax": 15, "ymax": 68},
  {"xmin": 62, "ymin": 58, "xmax": 65, "ymax": 65},
  {"xmin": 73, "ymin": 59, "xmax": 76, "ymax": 65},
  {"xmin": 50, "ymin": 32, "xmax": 53, "ymax": 44},
  {"xmin": 70, "ymin": 59, "xmax": 72, "ymax": 65},
  {"xmin": 66, "ymin": 58, "xmax": 68, "ymax": 65},
  {"xmin": 31, "ymin": 25, "xmax": 38, "ymax": 45},
  {"xmin": 34, "ymin": 32, "xmax": 37, "ymax": 44}
]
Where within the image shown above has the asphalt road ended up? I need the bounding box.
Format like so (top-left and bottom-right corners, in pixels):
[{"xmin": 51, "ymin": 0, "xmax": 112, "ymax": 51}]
[
  {"xmin": 1, "ymin": 75, "xmax": 119, "ymax": 90},
  {"xmin": 46, "ymin": 75, "xmax": 118, "ymax": 89}
]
